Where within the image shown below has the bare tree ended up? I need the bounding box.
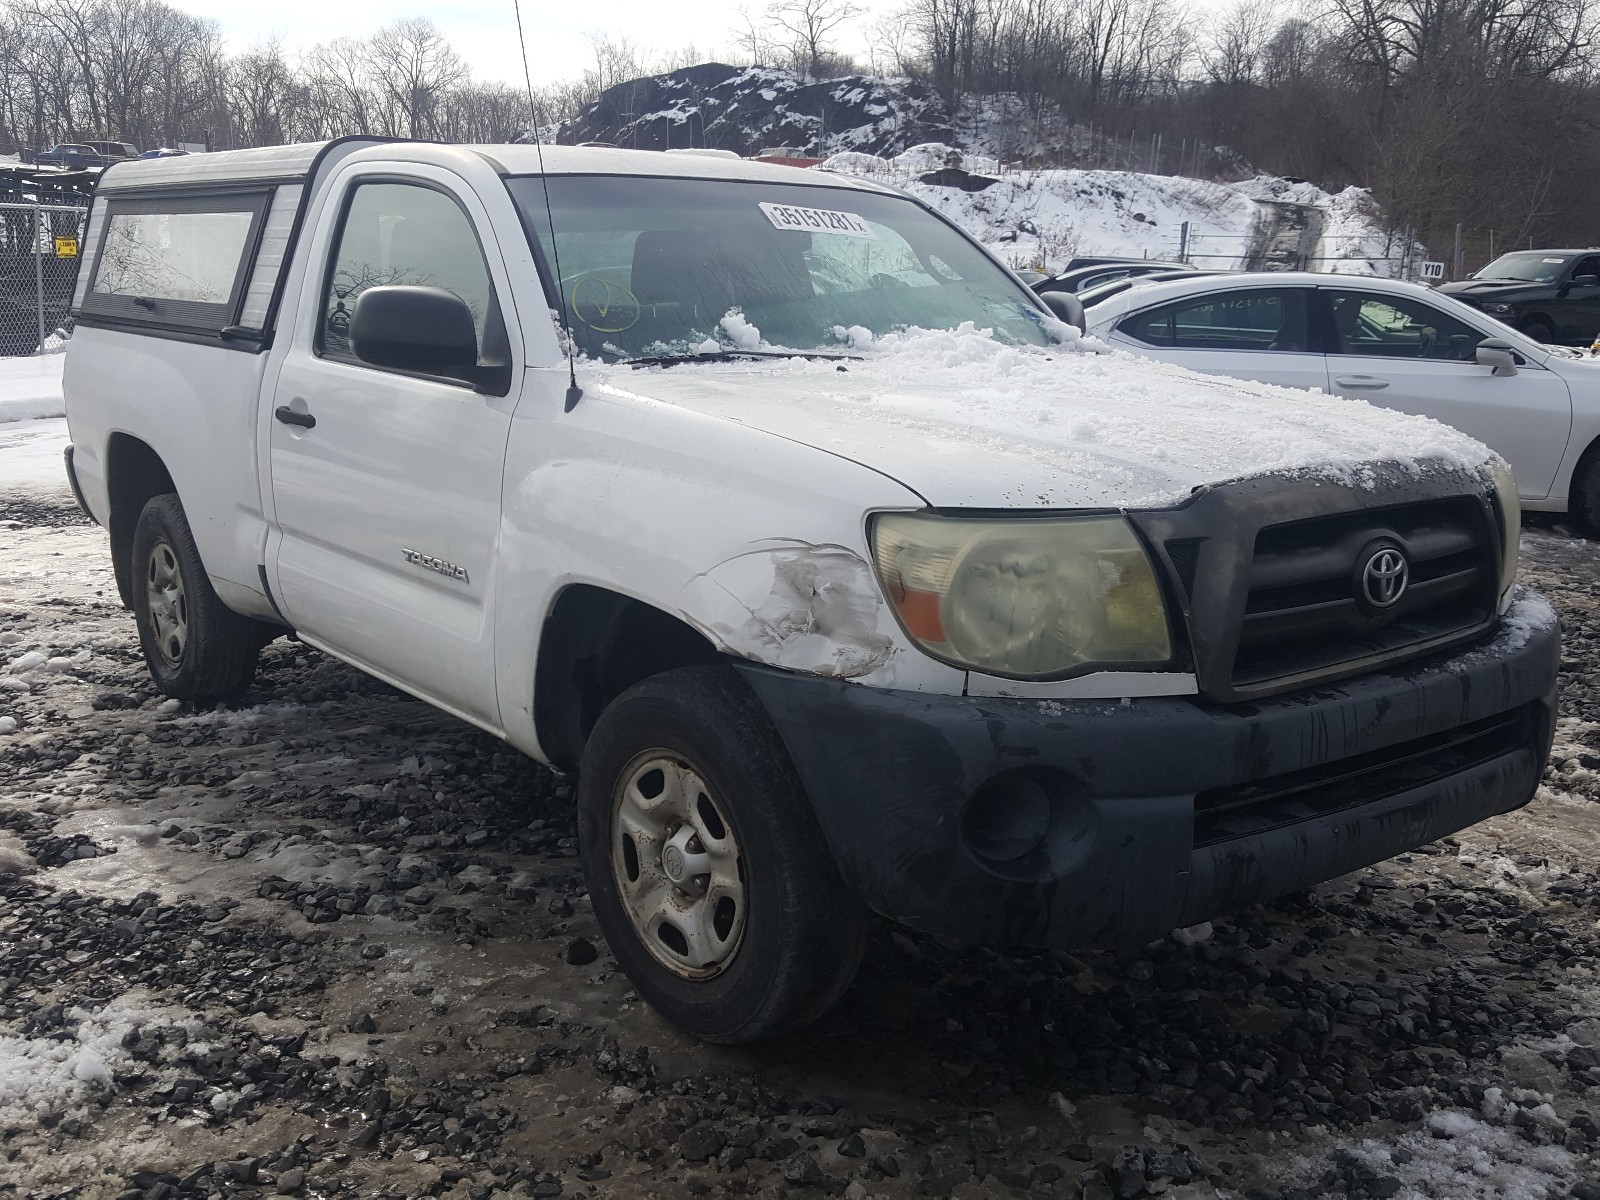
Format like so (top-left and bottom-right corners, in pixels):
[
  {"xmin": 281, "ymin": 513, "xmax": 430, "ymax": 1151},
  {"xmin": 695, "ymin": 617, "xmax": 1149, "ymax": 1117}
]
[
  {"xmin": 766, "ymin": 0, "xmax": 864, "ymax": 76},
  {"xmin": 366, "ymin": 17, "xmax": 466, "ymax": 139}
]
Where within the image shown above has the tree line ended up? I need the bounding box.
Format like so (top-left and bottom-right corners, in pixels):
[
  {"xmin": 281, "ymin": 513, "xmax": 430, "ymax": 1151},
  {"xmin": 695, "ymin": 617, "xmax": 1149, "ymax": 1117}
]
[
  {"xmin": 866, "ymin": 0, "xmax": 1600, "ymax": 264},
  {"xmin": 0, "ymin": 0, "xmax": 1593, "ymax": 264}
]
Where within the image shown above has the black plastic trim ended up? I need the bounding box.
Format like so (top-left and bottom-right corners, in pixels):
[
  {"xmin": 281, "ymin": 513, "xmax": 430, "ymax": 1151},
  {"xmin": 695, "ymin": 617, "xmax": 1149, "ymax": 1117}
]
[{"xmin": 62, "ymin": 445, "xmax": 96, "ymax": 524}]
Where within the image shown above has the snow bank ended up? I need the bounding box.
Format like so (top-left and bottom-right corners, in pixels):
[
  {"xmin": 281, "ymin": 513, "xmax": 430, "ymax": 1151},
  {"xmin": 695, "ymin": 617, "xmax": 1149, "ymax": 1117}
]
[
  {"xmin": 0, "ymin": 354, "xmax": 64, "ymax": 424},
  {"xmin": 817, "ymin": 146, "xmax": 1410, "ymax": 276},
  {"xmin": 595, "ymin": 323, "xmax": 1496, "ymax": 510},
  {"xmin": 0, "ymin": 417, "xmax": 70, "ymax": 493}
]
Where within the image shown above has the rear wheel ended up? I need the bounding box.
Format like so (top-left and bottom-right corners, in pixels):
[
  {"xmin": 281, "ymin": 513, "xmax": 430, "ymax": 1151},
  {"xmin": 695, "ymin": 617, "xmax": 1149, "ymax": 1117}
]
[
  {"xmin": 577, "ymin": 665, "xmax": 869, "ymax": 1043},
  {"xmin": 131, "ymin": 493, "xmax": 267, "ymax": 702}
]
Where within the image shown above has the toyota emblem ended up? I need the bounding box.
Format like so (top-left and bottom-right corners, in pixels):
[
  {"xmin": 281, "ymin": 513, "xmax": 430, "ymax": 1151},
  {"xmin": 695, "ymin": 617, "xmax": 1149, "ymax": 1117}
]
[{"xmin": 1361, "ymin": 546, "xmax": 1409, "ymax": 609}]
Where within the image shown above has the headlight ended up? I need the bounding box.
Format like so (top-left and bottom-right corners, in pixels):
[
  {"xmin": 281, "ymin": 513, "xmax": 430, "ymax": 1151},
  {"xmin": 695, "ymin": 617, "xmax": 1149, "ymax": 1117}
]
[
  {"xmin": 1491, "ymin": 461, "xmax": 1520, "ymax": 601},
  {"xmin": 1484, "ymin": 303, "xmax": 1515, "ymax": 315},
  {"xmin": 870, "ymin": 512, "xmax": 1172, "ymax": 678}
]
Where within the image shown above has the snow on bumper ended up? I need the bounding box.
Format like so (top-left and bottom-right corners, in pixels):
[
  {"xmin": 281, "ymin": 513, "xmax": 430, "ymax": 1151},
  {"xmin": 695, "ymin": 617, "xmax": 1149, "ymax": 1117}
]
[{"xmin": 736, "ymin": 599, "xmax": 1561, "ymax": 948}]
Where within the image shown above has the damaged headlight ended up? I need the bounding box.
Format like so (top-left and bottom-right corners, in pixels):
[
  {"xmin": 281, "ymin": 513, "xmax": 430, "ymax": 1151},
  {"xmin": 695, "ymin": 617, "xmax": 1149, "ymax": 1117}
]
[
  {"xmin": 870, "ymin": 512, "xmax": 1173, "ymax": 678},
  {"xmin": 1492, "ymin": 461, "xmax": 1520, "ymax": 604}
]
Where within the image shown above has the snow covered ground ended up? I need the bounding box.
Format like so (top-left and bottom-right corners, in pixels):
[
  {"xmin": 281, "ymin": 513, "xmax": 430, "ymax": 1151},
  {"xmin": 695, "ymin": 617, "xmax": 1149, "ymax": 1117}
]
[
  {"xmin": 0, "ymin": 353, "xmax": 68, "ymax": 495},
  {"xmin": 818, "ymin": 144, "xmax": 1412, "ymax": 276}
]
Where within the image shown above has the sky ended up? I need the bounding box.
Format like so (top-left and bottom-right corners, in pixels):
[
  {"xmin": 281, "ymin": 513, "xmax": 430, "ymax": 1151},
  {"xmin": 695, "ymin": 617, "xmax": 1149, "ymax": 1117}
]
[{"xmin": 165, "ymin": 0, "xmax": 900, "ymax": 89}]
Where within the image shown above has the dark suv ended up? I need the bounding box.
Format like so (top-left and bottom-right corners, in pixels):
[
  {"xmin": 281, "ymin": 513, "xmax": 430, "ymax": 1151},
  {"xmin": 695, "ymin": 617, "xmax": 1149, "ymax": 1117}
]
[{"xmin": 1439, "ymin": 249, "xmax": 1600, "ymax": 344}]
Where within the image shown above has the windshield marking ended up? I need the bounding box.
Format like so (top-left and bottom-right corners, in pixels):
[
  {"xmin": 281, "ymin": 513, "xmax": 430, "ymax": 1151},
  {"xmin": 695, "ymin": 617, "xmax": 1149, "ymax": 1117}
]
[{"xmin": 760, "ymin": 202, "xmax": 877, "ymax": 239}]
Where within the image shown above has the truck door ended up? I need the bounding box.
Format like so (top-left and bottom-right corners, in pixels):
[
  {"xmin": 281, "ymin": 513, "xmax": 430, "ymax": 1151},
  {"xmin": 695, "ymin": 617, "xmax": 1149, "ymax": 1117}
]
[
  {"xmin": 1551, "ymin": 254, "xmax": 1600, "ymax": 343},
  {"xmin": 265, "ymin": 167, "xmax": 520, "ymax": 728}
]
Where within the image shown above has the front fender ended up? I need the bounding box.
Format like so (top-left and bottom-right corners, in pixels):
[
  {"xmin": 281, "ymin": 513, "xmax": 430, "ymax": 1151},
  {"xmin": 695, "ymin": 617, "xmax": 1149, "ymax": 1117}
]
[{"xmin": 491, "ymin": 368, "xmax": 967, "ymax": 760}]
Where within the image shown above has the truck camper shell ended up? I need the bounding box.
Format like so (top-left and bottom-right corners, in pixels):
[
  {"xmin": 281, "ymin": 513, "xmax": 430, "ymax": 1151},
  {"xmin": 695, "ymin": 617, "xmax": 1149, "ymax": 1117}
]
[{"xmin": 73, "ymin": 138, "xmax": 395, "ymax": 350}]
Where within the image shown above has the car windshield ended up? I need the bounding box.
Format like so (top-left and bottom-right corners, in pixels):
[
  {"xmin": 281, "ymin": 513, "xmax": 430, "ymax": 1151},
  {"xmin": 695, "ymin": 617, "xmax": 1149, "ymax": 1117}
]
[
  {"xmin": 506, "ymin": 174, "xmax": 1052, "ymax": 361},
  {"xmin": 1475, "ymin": 252, "xmax": 1572, "ymax": 283}
]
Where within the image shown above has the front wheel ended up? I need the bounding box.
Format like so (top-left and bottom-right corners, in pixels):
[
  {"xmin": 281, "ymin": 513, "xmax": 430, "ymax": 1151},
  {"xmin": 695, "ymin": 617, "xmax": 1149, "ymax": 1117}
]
[
  {"xmin": 131, "ymin": 493, "xmax": 267, "ymax": 702},
  {"xmin": 577, "ymin": 666, "xmax": 869, "ymax": 1043},
  {"xmin": 1519, "ymin": 316, "xmax": 1555, "ymax": 344}
]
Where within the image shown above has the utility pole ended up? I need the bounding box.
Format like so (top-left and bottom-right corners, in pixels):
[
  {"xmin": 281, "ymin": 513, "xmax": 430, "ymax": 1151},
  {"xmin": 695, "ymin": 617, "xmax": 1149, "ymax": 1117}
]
[{"xmin": 1178, "ymin": 221, "xmax": 1191, "ymax": 262}]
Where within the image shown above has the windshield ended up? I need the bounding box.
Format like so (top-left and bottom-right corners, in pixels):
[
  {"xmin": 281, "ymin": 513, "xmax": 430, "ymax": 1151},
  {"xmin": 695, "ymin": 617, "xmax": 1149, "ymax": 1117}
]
[
  {"xmin": 1475, "ymin": 252, "xmax": 1572, "ymax": 283},
  {"xmin": 506, "ymin": 174, "xmax": 1052, "ymax": 361}
]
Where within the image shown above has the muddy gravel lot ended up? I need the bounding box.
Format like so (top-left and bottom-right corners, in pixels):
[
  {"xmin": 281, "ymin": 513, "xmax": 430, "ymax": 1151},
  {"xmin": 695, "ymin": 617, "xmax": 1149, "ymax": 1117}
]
[{"xmin": 6, "ymin": 494, "xmax": 1600, "ymax": 1200}]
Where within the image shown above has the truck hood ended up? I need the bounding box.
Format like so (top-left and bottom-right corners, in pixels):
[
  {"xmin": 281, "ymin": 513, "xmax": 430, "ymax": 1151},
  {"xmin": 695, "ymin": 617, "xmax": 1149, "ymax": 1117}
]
[
  {"xmin": 1438, "ymin": 279, "xmax": 1544, "ymax": 302},
  {"xmin": 586, "ymin": 326, "xmax": 1496, "ymax": 510}
]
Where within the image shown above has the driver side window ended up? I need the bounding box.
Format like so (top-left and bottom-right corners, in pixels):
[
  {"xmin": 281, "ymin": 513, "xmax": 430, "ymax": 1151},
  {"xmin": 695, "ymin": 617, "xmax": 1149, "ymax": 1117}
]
[
  {"xmin": 319, "ymin": 181, "xmax": 496, "ymax": 361},
  {"xmin": 1327, "ymin": 291, "xmax": 1485, "ymax": 362}
]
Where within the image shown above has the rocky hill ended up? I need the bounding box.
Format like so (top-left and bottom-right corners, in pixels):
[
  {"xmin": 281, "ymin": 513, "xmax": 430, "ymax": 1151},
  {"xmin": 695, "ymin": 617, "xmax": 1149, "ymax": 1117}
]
[{"xmin": 557, "ymin": 63, "xmax": 955, "ymax": 157}]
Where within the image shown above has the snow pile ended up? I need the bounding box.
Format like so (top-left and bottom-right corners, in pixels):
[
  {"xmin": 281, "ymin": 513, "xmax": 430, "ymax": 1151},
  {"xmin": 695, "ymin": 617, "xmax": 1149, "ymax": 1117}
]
[
  {"xmin": 593, "ymin": 322, "xmax": 1496, "ymax": 509},
  {"xmin": 0, "ymin": 997, "xmax": 200, "ymax": 1125},
  {"xmin": 817, "ymin": 146, "xmax": 1409, "ymax": 276},
  {"xmin": 0, "ymin": 352, "xmax": 64, "ymax": 423},
  {"xmin": 1285, "ymin": 1103, "xmax": 1580, "ymax": 1199},
  {"xmin": 560, "ymin": 64, "xmax": 954, "ymax": 159}
]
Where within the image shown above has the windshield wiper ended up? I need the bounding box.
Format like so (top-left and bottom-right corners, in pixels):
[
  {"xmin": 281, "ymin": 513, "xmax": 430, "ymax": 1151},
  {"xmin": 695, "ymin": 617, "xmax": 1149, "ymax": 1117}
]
[{"xmin": 622, "ymin": 349, "xmax": 858, "ymax": 368}]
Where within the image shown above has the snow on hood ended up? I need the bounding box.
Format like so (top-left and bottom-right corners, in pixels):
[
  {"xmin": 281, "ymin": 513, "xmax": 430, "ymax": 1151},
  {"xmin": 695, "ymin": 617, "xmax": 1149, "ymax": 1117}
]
[{"xmin": 587, "ymin": 324, "xmax": 1497, "ymax": 510}]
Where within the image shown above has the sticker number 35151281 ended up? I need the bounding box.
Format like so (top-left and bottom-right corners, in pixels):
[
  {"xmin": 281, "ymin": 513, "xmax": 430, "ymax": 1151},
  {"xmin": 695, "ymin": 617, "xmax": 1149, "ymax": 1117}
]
[{"xmin": 759, "ymin": 202, "xmax": 878, "ymax": 239}]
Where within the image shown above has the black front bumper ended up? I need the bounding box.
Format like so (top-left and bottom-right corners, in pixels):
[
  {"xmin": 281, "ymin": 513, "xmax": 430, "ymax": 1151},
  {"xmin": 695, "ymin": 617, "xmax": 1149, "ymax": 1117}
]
[{"xmin": 737, "ymin": 607, "xmax": 1559, "ymax": 949}]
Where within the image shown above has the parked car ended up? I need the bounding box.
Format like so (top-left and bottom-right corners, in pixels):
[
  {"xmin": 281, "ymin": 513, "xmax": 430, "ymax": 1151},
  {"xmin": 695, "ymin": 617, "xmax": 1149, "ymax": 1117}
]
[
  {"xmin": 1034, "ymin": 259, "xmax": 1197, "ymax": 294},
  {"xmin": 82, "ymin": 139, "xmax": 137, "ymax": 161},
  {"xmin": 1438, "ymin": 249, "xmax": 1600, "ymax": 345},
  {"xmin": 33, "ymin": 144, "xmax": 105, "ymax": 169},
  {"xmin": 1081, "ymin": 270, "xmax": 1600, "ymax": 521},
  {"xmin": 62, "ymin": 139, "xmax": 1555, "ymax": 1042},
  {"xmin": 1074, "ymin": 269, "xmax": 1228, "ymax": 309}
]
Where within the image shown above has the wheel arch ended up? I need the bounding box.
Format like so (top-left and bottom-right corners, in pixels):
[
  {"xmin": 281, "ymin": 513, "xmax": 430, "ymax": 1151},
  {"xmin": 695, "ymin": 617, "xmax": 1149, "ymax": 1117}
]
[
  {"xmin": 104, "ymin": 432, "xmax": 177, "ymax": 609},
  {"xmin": 533, "ymin": 584, "xmax": 728, "ymax": 772}
]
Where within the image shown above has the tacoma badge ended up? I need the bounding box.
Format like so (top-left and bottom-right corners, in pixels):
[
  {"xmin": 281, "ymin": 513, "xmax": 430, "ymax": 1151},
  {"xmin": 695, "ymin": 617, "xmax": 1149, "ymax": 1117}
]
[{"xmin": 402, "ymin": 548, "xmax": 470, "ymax": 583}]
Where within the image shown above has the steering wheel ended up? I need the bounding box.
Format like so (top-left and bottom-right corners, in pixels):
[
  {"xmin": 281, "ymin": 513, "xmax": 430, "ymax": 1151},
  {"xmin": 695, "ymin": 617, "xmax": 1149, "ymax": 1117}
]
[{"xmin": 568, "ymin": 272, "xmax": 641, "ymax": 334}]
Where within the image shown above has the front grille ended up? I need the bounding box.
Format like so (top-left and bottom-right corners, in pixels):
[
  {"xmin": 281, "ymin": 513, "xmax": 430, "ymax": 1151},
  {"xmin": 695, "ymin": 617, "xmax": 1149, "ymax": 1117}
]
[
  {"xmin": 1228, "ymin": 497, "xmax": 1498, "ymax": 689},
  {"xmin": 1192, "ymin": 705, "xmax": 1533, "ymax": 847}
]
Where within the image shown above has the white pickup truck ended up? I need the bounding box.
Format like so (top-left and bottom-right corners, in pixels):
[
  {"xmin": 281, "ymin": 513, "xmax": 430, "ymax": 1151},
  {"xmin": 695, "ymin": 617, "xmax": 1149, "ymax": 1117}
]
[{"xmin": 62, "ymin": 137, "xmax": 1558, "ymax": 1043}]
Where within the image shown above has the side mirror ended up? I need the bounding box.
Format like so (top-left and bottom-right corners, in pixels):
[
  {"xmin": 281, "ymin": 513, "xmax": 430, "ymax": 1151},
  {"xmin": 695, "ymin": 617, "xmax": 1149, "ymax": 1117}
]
[
  {"xmin": 1040, "ymin": 289, "xmax": 1087, "ymax": 334},
  {"xmin": 349, "ymin": 285, "xmax": 479, "ymax": 382},
  {"xmin": 1575, "ymin": 274, "xmax": 1600, "ymax": 288},
  {"xmin": 1476, "ymin": 338, "xmax": 1519, "ymax": 377}
]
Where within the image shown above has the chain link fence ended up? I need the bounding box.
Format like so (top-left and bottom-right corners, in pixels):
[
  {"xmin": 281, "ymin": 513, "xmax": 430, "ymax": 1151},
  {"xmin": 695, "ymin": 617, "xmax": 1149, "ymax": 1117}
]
[{"xmin": 0, "ymin": 201, "xmax": 89, "ymax": 357}]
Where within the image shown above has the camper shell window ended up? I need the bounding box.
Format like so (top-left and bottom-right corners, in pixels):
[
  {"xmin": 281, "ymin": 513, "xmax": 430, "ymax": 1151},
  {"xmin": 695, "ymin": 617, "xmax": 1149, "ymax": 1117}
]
[{"xmin": 80, "ymin": 189, "xmax": 271, "ymax": 333}]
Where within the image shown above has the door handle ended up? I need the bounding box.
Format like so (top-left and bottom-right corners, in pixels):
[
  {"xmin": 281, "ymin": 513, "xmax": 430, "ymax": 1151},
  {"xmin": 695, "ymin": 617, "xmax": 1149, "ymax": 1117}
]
[
  {"xmin": 274, "ymin": 405, "xmax": 316, "ymax": 429},
  {"xmin": 1334, "ymin": 375, "xmax": 1389, "ymax": 389}
]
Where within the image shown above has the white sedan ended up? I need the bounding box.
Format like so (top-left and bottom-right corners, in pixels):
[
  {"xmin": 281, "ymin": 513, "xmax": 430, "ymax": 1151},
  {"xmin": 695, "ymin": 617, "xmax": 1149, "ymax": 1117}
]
[{"xmin": 1081, "ymin": 271, "xmax": 1600, "ymax": 520}]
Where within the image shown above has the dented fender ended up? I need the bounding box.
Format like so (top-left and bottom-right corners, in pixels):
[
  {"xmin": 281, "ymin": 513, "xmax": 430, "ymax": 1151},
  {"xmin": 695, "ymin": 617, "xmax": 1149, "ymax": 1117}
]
[{"xmin": 679, "ymin": 539, "xmax": 897, "ymax": 679}]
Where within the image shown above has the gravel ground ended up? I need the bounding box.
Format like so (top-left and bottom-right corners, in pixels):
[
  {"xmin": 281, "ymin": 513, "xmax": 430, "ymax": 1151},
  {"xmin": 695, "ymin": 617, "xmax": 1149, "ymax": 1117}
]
[{"xmin": 5, "ymin": 497, "xmax": 1600, "ymax": 1200}]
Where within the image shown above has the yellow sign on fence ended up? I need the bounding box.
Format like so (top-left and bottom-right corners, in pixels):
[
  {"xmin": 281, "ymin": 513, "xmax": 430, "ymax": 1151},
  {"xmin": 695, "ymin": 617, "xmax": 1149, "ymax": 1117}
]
[{"xmin": 53, "ymin": 236, "xmax": 78, "ymax": 258}]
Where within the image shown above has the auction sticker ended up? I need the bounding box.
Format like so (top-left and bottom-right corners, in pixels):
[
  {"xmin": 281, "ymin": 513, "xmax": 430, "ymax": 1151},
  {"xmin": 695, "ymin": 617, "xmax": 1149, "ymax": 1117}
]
[{"xmin": 760, "ymin": 202, "xmax": 877, "ymax": 239}]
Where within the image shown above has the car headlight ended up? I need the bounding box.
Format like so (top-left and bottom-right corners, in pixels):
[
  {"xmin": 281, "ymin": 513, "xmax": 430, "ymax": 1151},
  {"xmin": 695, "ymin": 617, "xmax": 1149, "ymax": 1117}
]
[
  {"xmin": 869, "ymin": 512, "xmax": 1173, "ymax": 678},
  {"xmin": 1484, "ymin": 302, "xmax": 1515, "ymax": 315},
  {"xmin": 1491, "ymin": 461, "xmax": 1520, "ymax": 602}
]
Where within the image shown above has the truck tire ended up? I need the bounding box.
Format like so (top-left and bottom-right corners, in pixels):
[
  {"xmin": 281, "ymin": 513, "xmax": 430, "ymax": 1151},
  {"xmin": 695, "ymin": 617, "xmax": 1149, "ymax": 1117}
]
[
  {"xmin": 577, "ymin": 665, "xmax": 869, "ymax": 1043},
  {"xmin": 131, "ymin": 493, "xmax": 264, "ymax": 702},
  {"xmin": 1572, "ymin": 453, "xmax": 1600, "ymax": 535},
  {"xmin": 1519, "ymin": 316, "xmax": 1555, "ymax": 344}
]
